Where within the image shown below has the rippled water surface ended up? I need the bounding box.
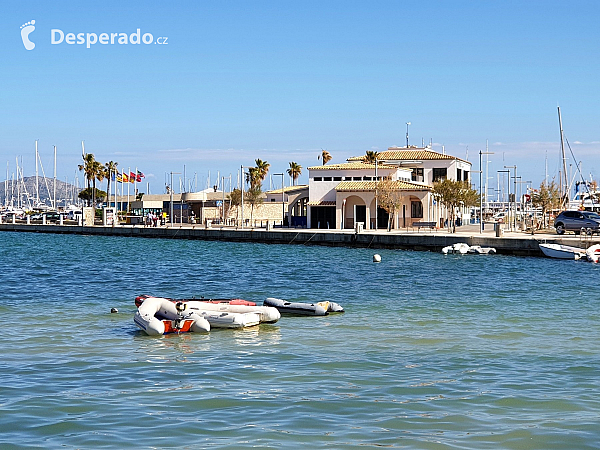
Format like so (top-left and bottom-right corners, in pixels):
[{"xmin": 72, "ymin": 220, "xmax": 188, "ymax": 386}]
[{"xmin": 1, "ymin": 231, "xmax": 599, "ymax": 449}]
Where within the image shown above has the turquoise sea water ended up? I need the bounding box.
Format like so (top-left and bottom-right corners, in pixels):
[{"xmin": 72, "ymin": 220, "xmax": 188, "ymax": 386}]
[{"xmin": 0, "ymin": 231, "xmax": 599, "ymax": 449}]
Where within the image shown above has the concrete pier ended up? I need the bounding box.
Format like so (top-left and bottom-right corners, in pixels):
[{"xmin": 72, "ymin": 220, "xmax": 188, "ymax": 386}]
[{"xmin": 2, "ymin": 222, "xmax": 597, "ymax": 257}]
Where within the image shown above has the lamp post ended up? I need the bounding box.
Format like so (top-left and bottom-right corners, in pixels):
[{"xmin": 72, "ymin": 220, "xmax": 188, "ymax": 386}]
[
  {"xmin": 504, "ymin": 165, "xmax": 517, "ymax": 231},
  {"xmin": 406, "ymin": 122, "xmax": 411, "ymax": 148},
  {"xmin": 479, "ymin": 150, "xmax": 494, "ymax": 233},
  {"xmin": 169, "ymin": 171, "xmax": 181, "ymax": 227},
  {"xmin": 375, "ymin": 157, "xmax": 378, "ymax": 230},
  {"xmin": 497, "ymin": 169, "xmax": 510, "ymax": 229},
  {"xmin": 240, "ymin": 165, "xmax": 253, "ymax": 229},
  {"xmin": 274, "ymin": 173, "xmax": 285, "ymax": 227}
]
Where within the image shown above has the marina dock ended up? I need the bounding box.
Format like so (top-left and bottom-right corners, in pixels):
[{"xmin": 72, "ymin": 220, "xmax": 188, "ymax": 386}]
[{"xmin": 1, "ymin": 222, "xmax": 596, "ymax": 257}]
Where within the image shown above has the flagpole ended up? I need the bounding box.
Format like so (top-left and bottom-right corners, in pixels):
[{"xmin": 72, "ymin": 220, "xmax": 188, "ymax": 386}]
[{"xmin": 127, "ymin": 166, "xmax": 130, "ymax": 213}]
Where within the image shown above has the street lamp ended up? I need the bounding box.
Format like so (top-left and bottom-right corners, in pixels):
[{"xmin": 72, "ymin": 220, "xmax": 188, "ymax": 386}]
[
  {"xmin": 497, "ymin": 169, "xmax": 510, "ymax": 229},
  {"xmin": 406, "ymin": 122, "xmax": 411, "ymax": 148},
  {"xmin": 479, "ymin": 150, "xmax": 494, "ymax": 233},
  {"xmin": 504, "ymin": 165, "xmax": 517, "ymax": 231},
  {"xmin": 169, "ymin": 171, "xmax": 181, "ymax": 227},
  {"xmin": 240, "ymin": 165, "xmax": 253, "ymax": 228},
  {"xmin": 273, "ymin": 173, "xmax": 285, "ymax": 227}
]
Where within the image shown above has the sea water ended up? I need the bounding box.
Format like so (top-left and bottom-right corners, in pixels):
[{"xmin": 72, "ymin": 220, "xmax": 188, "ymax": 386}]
[{"xmin": 0, "ymin": 231, "xmax": 599, "ymax": 449}]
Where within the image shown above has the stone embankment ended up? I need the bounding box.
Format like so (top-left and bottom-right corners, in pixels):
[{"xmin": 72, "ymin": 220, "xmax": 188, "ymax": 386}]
[{"xmin": 2, "ymin": 222, "xmax": 597, "ymax": 257}]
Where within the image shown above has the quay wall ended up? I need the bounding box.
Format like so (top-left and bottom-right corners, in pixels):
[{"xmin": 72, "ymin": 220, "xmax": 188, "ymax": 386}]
[{"xmin": 1, "ymin": 223, "xmax": 591, "ymax": 256}]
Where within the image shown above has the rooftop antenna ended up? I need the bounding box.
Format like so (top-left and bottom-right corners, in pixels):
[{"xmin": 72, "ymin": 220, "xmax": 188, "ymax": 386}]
[{"xmin": 406, "ymin": 122, "xmax": 411, "ymax": 147}]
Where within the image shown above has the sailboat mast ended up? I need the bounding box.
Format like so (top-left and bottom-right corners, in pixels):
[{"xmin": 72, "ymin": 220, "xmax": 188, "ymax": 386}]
[
  {"xmin": 557, "ymin": 106, "xmax": 568, "ymax": 207},
  {"xmin": 53, "ymin": 146, "xmax": 57, "ymax": 210},
  {"xmin": 35, "ymin": 140, "xmax": 39, "ymax": 206}
]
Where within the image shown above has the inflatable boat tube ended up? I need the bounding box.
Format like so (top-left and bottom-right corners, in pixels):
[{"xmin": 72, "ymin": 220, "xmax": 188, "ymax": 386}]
[
  {"xmin": 183, "ymin": 301, "xmax": 280, "ymax": 324},
  {"xmin": 197, "ymin": 311, "xmax": 261, "ymax": 328},
  {"xmin": 135, "ymin": 294, "xmax": 256, "ymax": 308},
  {"xmin": 134, "ymin": 297, "xmax": 210, "ymax": 335},
  {"xmin": 263, "ymin": 298, "xmax": 344, "ymax": 316}
]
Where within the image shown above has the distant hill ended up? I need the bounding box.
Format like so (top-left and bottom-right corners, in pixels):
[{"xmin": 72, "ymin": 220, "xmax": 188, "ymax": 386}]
[{"xmin": 0, "ymin": 176, "xmax": 82, "ymax": 208}]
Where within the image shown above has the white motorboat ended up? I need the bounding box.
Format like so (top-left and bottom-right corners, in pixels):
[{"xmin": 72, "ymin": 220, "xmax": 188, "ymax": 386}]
[
  {"xmin": 441, "ymin": 243, "xmax": 470, "ymax": 254},
  {"xmin": 538, "ymin": 243, "xmax": 586, "ymax": 260},
  {"xmin": 467, "ymin": 245, "xmax": 497, "ymax": 255},
  {"xmin": 586, "ymin": 244, "xmax": 600, "ymax": 263}
]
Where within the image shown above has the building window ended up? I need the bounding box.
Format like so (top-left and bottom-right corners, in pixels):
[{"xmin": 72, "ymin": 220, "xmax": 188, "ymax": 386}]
[
  {"xmin": 313, "ymin": 177, "xmax": 322, "ymax": 181},
  {"xmin": 412, "ymin": 168, "xmax": 424, "ymax": 182},
  {"xmin": 353, "ymin": 177, "xmax": 362, "ymax": 181},
  {"xmin": 333, "ymin": 176, "xmax": 342, "ymax": 181},
  {"xmin": 344, "ymin": 177, "xmax": 352, "ymax": 181},
  {"xmin": 433, "ymin": 168, "xmax": 447, "ymax": 182},
  {"xmin": 463, "ymin": 171, "xmax": 469, "ymax": 182},
  {"xmin": 411, "ymin": 200, "xmax": 423, "ymax": 218},
  {"xmin": 457, "ymin": 168, "xmax": 462, "ymax": 181},
  {"xmin": 363, "ymin": 176, "xmax": 372, "ymax": 181},
  {"xmin": 323, "ymin": 177, "xmax": 332, "ymax": 181}
]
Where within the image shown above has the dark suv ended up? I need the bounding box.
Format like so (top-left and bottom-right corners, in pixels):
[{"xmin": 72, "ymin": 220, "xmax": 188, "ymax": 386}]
[{"xmin": 554, "ymin": 210, "xmax": 600, "ymax": 235}]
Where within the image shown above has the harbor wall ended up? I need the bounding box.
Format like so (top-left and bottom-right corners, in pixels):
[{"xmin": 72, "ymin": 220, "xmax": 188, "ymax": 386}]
[{"xmin": 0, "ymin": 223, "xmax": 588, "ymax": 256}]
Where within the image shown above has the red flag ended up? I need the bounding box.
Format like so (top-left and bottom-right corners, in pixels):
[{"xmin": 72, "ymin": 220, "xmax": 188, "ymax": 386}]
[{"xmin": 130, "ymin": 172, "xmax": 136, "ymax": 183}]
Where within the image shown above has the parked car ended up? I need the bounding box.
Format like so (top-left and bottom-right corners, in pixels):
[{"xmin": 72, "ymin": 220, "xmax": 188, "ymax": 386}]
[{"xmin": 554, "ymin": 210, "xmax": 600, "ymax": 235}]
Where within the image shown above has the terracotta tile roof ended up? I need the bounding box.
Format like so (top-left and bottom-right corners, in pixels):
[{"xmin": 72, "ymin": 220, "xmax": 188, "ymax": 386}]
[
  {"xmin": 335, "ymin": 180, "xmax": 431, "ymax": 192},
  {"xmin": 347, "ymin": 147, "xmax": 469, "ymax": 164},
  {"xmin": 266, "ymin": 185, "xmax": 308, "ymax": 194},
  {"xmin": 307, "ymin": 200, "xmax": 336, "ymax": 206},
  {"xmin": 307, "ymin": 162, "xmax": 397, "ymax": 171}
]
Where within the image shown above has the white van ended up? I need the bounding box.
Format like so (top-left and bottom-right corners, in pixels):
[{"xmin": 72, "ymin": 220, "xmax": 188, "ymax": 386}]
[{"xmin": 66, "ymin": 210, "xmax": 82, "ymax": 220}]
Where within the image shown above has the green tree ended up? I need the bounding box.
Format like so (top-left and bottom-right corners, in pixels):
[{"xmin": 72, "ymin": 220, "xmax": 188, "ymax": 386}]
[
  {"xmin": 531, "ymin": 179, "xmax": 561, "ymax": 228},
  {"xmin": 254, "ymin": 159, "xmax": 270, "ymax": 183},
  {"xmin": 376, "ymin": 178, "xmax": 404, "ymax": 231},
  {"xmin": 245, "ymin": 185, "xmax": 263, "ymax": 225},
  {"xmin": 227, "ymin": 188, "xmax": 242, "ymax": 223},
  {"xmin": 287, "ymin": 162, "xmax": 302, "ymax": 185},
  {"xmin": 364, "ymin": 150, "xmax": 379, "ymax": 164},
  {"xmin": 104, "ymin": 160, "xmax": 118, "ymax": 205},
  {"xmin": 78, "ymin": 153, "xmax": 104, "ymax": 207},
  {"xmin": 78, "ymin": 187, "xmax": 107, "ymax": 203},
  {"xmin": 432, "ymin": 179, "xmax": 479, "ymax": 233}
]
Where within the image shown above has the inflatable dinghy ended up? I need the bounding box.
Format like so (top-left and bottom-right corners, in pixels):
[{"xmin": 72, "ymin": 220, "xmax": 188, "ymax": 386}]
[
  {"xmin": 263, "ymin": 298, "xmax": 344, "ymax": 316},
  {"xmin": 134, "ymin": 297, "xmax": 211, "ymax": 335},
  {"xmin": 135, "ymin": 294, "xmax": 256, "ymax": 308}
]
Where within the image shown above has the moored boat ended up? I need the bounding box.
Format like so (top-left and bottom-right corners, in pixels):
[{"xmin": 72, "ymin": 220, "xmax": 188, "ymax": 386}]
[
  {"xmin": 134, "ymin": 297, "xmax": 211, "ymax": 335},
  {"xmin": 135, "ymin": 295, "xmax": 280, "ymax": 324},
  {"xmin": 263, "ymin": 297, "xmax": 344, "ymax": 316},
  {"xmin": 135, "ymin": 294, "xmax": 256, "ymax": 308},
  {"xmin": 538, "ymin": 243, "xmax": 586, "ymax": 260},
  {"xmin": 586, "ymin": 244, "xmax": 600, "ymax": 263}
]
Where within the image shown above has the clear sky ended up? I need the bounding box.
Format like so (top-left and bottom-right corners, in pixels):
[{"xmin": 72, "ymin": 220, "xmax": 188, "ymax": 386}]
[{"xmin": 2, "ymin": 0, "xmax": 600, "ymax": 196}]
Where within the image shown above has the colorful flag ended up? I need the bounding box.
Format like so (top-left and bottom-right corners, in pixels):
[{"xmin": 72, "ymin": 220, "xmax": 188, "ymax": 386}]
[
  {"xmin": 137, "ymin": 170, "xmax": 145, "ymax": 179},
  {"xmin": 122, "ymin": 172, "xmax": 129, "ymax": 183},
  {"xmin": 116, "ymin": 173, "xmax": 123, "ymax": 183},
  {"xmin": 129, "ymin": 172, "xmax": 136, "ymax": 183}
]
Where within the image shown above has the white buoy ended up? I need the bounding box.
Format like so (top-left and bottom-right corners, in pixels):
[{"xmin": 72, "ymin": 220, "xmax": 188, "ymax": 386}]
[
  {"xmin": 373, "ymin": 254, "xmax": 381, "ymax": 263},
  {"xmin": 111, "ymin": 308, "xmax": 118, "ymax": 313}
]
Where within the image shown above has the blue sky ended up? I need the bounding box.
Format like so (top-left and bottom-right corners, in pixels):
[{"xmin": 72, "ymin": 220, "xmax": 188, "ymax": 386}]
[{"xmin": 2, "ymin": 0, "xmax": 600, "ymax": 196}]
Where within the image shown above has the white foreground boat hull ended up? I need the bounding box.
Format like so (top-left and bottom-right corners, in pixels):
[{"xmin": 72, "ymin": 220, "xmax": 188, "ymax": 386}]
[{"xmin": 539, "ymin": 243, "xmax": 585, "ymax": 260}]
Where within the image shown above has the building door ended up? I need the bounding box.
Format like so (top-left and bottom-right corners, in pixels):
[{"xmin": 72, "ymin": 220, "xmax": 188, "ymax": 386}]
[
  {"xmin": 377, "ymin": 207, "xmax": 388, "ymax": 229},
  {"xmin": 355, "ymin": 205, "xmax": 366, "ymax": 226}
]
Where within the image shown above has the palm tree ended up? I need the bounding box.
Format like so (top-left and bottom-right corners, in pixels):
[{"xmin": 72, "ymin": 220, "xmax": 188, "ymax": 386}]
[
  {"xmin": 364, "ymin": 150, "xmax": 379, "ymax": 164},
  {"xmin": 78, "ymin": 153, "xmax": 103, "ymax": 207},
  {"xmin": 287, "ymin": 162, "xmax": 302, "ymax": 185},
  {"xmin": 104, "ymin": 160, "xmax": 118, "ymax": 206},
  {"xmin": 319, "ymin": 149, "xmax": 332, "ymax": 165},
  {"xmin": 254, "ymin": 159, "xmax": 270, "ymax": 183}
]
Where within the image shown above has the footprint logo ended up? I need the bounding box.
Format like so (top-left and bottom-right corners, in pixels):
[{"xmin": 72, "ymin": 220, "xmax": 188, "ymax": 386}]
[{"xmin": 20, "ymin": 20, "xmax": 36, "ymax": 50}]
